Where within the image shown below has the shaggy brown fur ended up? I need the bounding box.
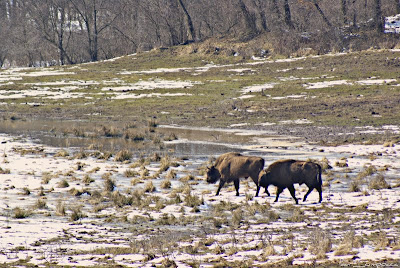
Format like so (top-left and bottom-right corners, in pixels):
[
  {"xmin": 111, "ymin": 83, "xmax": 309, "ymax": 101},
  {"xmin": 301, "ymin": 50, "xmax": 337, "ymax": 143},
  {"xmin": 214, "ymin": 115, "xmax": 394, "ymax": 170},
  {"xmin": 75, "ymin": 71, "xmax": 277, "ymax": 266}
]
[
  {"xmin": 258, "ymin": 159, "xmax": 322, "ymax": 204},
  {"xmin": 206, "ymin": 152, "xmax": 264, "ymax": 196}
]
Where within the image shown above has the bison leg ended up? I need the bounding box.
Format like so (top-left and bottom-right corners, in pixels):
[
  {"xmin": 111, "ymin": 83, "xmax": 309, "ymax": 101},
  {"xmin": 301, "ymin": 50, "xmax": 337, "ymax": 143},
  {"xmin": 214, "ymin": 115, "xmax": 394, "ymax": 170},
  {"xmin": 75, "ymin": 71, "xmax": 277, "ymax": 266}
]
[
  {"xmin": 264, "ymin": 187, "xmax": 270, "ymax": 196},
  {"xmin": 288, "ymin": 185, "xmax": 298, "ymax": 204},
  {"xmin": 274, "ymin": 187, "xmax": 284, "ymax": 202},
  {"xmin": 234, "ymin": 179, "xmax": 240, "ymax": 196},
  {"xmin": 216, "ymin": 180, "xmax": 226, "ymax": 196},
  {"xmin": 255, "ymin": 186, "xmax": 260, "ymax": 197},
  {"xmin": 316, "ymin": 185, "xmax": 322, "ymax": 203},
  {"xmin": 303, "ymin": 186, "xmax": 314, "ymax": 202}
]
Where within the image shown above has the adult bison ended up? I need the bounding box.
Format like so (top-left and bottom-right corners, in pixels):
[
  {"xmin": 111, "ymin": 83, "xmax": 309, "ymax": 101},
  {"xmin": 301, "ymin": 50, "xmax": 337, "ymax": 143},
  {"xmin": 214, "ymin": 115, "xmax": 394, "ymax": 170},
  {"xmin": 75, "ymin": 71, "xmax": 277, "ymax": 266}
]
[
  {"xmin": 258, "ymin": 159, "xmax": 322, "ymax": 204},
  {"xmin": 206, "ymin": 152, "xmax": 264, "ymax": 196}
]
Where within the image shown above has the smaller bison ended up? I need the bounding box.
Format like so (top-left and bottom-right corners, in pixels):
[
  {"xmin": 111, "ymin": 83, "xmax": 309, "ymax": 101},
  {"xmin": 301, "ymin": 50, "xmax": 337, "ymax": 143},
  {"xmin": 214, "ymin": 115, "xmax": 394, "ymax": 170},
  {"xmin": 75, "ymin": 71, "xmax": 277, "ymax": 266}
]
[
  {"xmin": 206, "ymin": 152, "xmax": 264, "ymax": 196},
  {"xmin": 258, "ymin": 159, "xmax": 322, "ymax": 204}
]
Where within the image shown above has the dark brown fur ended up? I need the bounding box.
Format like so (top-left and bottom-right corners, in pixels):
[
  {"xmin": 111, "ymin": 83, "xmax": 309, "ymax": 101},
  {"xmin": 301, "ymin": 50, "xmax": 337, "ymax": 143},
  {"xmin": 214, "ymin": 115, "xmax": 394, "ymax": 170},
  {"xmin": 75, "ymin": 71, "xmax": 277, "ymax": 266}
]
[
  {"xmin": 206, "ymin": 152, "xmax": 264, "ymax": 196},
  {"xmin": 258, "ymin": 159, "xmax": 322, "ymax": 204}
]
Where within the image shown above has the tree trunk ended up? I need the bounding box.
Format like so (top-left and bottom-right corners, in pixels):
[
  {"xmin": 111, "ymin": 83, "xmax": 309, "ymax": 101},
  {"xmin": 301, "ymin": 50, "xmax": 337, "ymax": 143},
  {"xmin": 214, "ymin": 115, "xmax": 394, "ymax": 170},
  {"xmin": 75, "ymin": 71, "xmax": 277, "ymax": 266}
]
[
  {"xmin": 176, "ymin": 0, "xmax": 195, "ymax": 43},
  {"xmin": 313, "ymin": 0, "xmax": 332, "ymax": 28},
  {"xmin": 341, "ymin": 0, "xmax": 348, "ymax": 25},
  {"xmin": 284, "ymin": 0, "xmax": 293, "ymax": 28},
  {"xmin": 92, "ymin": 8, "xmax": 98, "ymax": 61},
  {"xmin": 58, "ymin": 6, "xmax": 65, "ymax": 65},
  {"xmin": 237, "ymin": 0, "xmax": 257, "ymax": 38},
  {"xmin": 375, "ymin": 0, "xmax": 383, "ymax": 33},
  {"xmin": 272, "ymin": 0, "xmax": 281, "ymax": 20},
  {"xmin": 396, "ymin": 0, "xmax": 400, "ymax": 14}
]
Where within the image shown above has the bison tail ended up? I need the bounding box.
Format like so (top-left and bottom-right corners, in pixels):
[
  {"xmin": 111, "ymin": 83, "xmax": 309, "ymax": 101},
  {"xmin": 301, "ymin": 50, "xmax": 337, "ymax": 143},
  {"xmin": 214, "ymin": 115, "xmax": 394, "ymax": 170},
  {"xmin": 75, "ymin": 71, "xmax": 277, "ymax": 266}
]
[{"xmin": 317, "ymin": 164, "xmax": 322, "ymax": 186}]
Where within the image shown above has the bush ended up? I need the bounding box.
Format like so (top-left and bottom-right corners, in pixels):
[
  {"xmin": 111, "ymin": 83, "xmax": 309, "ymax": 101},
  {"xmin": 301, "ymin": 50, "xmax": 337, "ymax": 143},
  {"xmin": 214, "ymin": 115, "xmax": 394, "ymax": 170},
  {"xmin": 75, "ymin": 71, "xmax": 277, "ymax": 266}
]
[
  {"xmin": 144, "ymin": 181, "xmax": 156, "ymax": 193},
  {"xmin": 0, "ymin": 167, "xmax": 11, "ymax": 174},
  {"xmin": 309, "ymin": 228, "xmax": 332, "ymax": 259},
  {"xmin": 124, "ymin": 169, "xmax": 138, "ymax": 178},
  {"xmin": 369, "ymin": 174, "xmax": 390, "ymax": 190},
  {"xmin": 160, "ymin": 179, "xmax": 172, "ymax": 189},
  {"xmin": 56, "ymin": 201, "xmax": 66, "ymax": 216},
  {"xmin": 349, "ymin": 179, "xmax": 362, "ymax": 192},
  {"xmin": 115, "ymin": 149, "xmax": 132, "ymax": 162},
  {"xmin": 13, "ymin": 207, "xmax": 29, "ymax": 219},
  {"xmin": 103, "ymin": 173, "xmax": 116, "ymax": 192},
  {"xmin": 57, "ymin": 179, "xmax": 69, "ymax": 188},
  {"xmin": 70, "ymin": 206, "xmax": 86, "ymax": 221},
  {"xmin": 82, "ymin": 174, "xmax": 94, "ymax": 184}
]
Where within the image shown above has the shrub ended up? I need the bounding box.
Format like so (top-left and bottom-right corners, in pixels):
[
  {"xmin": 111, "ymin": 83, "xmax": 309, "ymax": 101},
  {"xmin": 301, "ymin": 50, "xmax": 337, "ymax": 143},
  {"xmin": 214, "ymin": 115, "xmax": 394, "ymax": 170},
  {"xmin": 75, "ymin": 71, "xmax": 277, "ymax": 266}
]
[
  {"xmin": 13, "ymin": 207, "xmax": 29, "ymax": 219},
  {"xmin": 166, "ymin": 169, "xmax": 176, "ymax": 179},
  {"xmin": 124, "ymin": 169, "xmax": 138, "ymax": 178},
  {"xmin": 309, "ymin": 228, "xmax": 332, "ymax": 259},
  {"xmin": 144, "ymin": 181, "xmax": 156, "ymax": 193},
  {"xmin": 82, "ymin": 174, "xmax": 94, "ymax": 184},
  {"xmin": 103, "ymin": 176, "xmax": 116, "ymax": 192},
  {"xmin": 349, "ymin": 179, "xmax": 362, "ymax": 192},
  {"xmin": 70, "ymin": 206, "xmax": 86, "ymax": 221},
  {"xmin": 357, "ymin": 165, "xmax": 377, "ymax": 180},
  {"xmin": 35, "ymin": 198, "xmax": 47, "ymax": 209},
  {"xmin": 54, "ymin": 149, "xmax": 69, "ymax": 157},
  {"xmin": 160, "ymin": 179, "xmax": 172, "ymax": 189},
  {"xmin": 41, "ymin": 172, "xmax": 53, "ymax": 184},
  {"xmin": 140, "ymin": 167, "xmax": 150, "ymax": 179},
  {"xmin": 0, "ymin": 167, "xmax": 11, "ymax": 174},
  {"xmin": 111, "ymin": 191, "xmax": 133, "ymax": 207},
  {"xmin": 369, "ymin": 174, "xmax": 390, "ymax": 190},
  {"xmin": 232, "ymin": 208, "xmax": 243, "ymax": 226},
  {"xmin": 74, "ymin": 150, "xmax": 88, "ymax": 159},
  {"xmin": 99, "ymin": 125, "xmax": 120, "ymax": 137},
  {"xmin": 56, "ymin": 201, "xmax": 66, "ymax": 216},
  {"xmin": 184, "ymin": 191, "xmax": 203, "ymax": 208},
  {"xmin": 115, "ymin": 149, "xmax": 132, "ymax": 162},
  {"xmin": 57, "ymin": 179, "xmax": 69, "ymax": 188},
  {"xmin": 22, "ymin": 187, "xmax": 31, "ymax": 195},
  {"xmin": 334, "ymin": 230, "xmax": 363, "ymax": 256}
]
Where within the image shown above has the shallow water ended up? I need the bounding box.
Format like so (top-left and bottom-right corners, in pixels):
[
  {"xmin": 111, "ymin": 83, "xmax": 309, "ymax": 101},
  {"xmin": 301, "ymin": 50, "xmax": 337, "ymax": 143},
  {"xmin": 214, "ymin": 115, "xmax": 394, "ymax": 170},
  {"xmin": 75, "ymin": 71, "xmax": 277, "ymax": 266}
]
[
  {"xmin": 1, "ymin": 118, "xmax": 398, "ymax": 195},
  {"xmin": 0, "ymin": 119, "xmax": 285, "ymax": 157}
]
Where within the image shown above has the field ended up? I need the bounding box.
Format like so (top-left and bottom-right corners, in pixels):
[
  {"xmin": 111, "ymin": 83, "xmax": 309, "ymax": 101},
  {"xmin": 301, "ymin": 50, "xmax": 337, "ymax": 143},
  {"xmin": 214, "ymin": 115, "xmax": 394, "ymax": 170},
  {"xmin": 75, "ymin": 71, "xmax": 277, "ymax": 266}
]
[{"xmin": 0, "ymin": 46, "xmax": 400, "ymax": 267}]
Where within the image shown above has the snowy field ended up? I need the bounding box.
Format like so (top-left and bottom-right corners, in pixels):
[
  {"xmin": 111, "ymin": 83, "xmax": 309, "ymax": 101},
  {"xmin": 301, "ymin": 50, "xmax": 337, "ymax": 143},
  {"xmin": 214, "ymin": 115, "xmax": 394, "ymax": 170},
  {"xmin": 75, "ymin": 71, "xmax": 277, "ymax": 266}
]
[
  {"xmin": 1, "ymin": 48, "xmax": 400, "ymax": 267},
  {"xmin": 0, "ymin": 130, "xmax": 399, "ymax": 267}
]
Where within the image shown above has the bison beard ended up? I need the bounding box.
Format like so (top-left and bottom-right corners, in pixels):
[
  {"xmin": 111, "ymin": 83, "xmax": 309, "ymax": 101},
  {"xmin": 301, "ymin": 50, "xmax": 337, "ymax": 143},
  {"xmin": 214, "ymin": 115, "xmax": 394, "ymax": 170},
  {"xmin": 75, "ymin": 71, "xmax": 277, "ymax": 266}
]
[{"xmin": 258, "ymin": 159, "xmax": 322, "ymax": 204}]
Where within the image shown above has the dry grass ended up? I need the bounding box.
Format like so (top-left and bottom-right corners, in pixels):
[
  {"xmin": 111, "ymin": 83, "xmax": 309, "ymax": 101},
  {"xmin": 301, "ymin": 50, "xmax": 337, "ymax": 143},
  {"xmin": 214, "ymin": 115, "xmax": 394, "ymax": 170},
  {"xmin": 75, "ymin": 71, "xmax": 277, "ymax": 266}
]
[
  {"xmin": 115, "ymin": 149, "xmax": 133, "ymax": 162},
  {"xmin": 369, "ymin": 174, "xmax": 391, "ymax": 190},
  {"xmin": 334, "ymin": 230, "xmax": 363, "ymax": 256},
  {"xmin": 13, "ymin": 207, "xmax": 29, "ymax": 219},
  {"xmin": 103, "ymin": 173, "xmax": 116, "ymax": 192},
  {"xmin": 309, "ymin": 228, "xmax": 332, "ymax": 259},
  {"xmin": 160, "ymin": 179, "xmax": 172, "ymax": 189}
]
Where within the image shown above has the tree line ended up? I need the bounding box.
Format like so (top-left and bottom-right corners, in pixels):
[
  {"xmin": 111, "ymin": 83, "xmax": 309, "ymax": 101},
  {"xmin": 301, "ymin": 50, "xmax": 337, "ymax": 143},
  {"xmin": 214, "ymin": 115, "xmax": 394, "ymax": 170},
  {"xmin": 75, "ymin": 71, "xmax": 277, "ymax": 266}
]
[{"xmin": 0, "ymin": 0, "xmax": 399, "ymax": 67}]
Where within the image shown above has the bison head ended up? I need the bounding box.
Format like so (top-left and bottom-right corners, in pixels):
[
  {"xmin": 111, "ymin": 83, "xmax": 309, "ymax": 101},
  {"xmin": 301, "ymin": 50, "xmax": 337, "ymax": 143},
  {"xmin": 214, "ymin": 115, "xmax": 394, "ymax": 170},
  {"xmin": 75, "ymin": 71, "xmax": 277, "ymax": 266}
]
[
  {"xmin": 206, "ymin": 166, "xmax": 220, "ymax": 183},
  {"xmin": 258, "ymin": 170, "xmax": 269, "ymax": 188}
]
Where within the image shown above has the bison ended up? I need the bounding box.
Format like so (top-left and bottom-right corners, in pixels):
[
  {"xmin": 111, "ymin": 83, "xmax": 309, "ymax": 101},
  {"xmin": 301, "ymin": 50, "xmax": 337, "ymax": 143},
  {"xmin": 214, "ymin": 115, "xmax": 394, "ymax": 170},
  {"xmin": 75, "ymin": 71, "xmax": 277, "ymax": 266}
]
[
  {"xmin": 206, "ymin": 152, "xmax": 264, "ymax": 196},
  {"xmin": 258, "ymin": 159, "xmax": 322, "ymax": 204}
]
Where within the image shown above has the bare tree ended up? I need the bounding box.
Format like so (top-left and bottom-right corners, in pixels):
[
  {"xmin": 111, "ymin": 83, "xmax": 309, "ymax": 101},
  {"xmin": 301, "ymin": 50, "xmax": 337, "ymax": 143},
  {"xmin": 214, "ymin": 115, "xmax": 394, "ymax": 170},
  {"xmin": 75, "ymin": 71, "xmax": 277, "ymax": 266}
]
[
  {"xmin": 312, "ymin": 0, "xmax": 332, "ymax": 28},
  {"xmin": 237, "ymin": 0, "xmax": 258, "ymax": 39},
  {"xmin": 176, "ymin": 0, "xmax": 196, "ymax": 43},
  {"xmin": 69, "ymin": 0, "xmax": 123, "ymax": 62},
  {"xmin": 374, "ymin": 0, "xmax": 383, "ymax": 32},
  {"xmin": 342, "ymin": 0, "xmax": 348, "ymax": 25},
  {"xmin": 284, "ymin": 0, "xmax": 294, "ymax": 28},
  {"xmin": 27, "ymin": 0, "xmax": 75, "ymax": 65}
]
